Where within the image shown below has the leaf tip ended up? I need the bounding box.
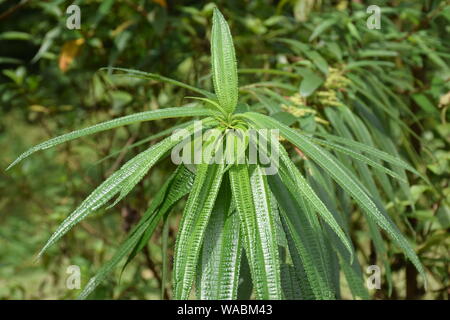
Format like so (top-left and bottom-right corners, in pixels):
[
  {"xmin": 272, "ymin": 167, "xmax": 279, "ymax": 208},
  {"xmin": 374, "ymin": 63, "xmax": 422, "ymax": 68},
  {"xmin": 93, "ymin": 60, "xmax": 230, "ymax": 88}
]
[
  {"xmin": 33, "ymin": 251, "xmax": 43, "ymax": 263},
  {"xmin": 6, "ymin": 156, "xmax": 24, "ymax": 171}
]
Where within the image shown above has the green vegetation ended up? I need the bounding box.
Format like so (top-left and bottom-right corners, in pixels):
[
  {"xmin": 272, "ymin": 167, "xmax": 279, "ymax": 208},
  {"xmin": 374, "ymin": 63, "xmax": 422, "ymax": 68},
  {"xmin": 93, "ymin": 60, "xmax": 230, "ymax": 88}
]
[{"xmin": 1, "ymin": 1, "xmax": 448, "ymax": 300}]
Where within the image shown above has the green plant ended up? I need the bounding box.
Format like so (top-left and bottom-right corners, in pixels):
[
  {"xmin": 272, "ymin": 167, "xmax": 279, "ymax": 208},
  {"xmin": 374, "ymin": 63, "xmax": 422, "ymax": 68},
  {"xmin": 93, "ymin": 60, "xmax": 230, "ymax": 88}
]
[
  {"xmin": 238, "ymin": 1, "xmax": 449, "ymax": 298},
  {"xmin": 7, "ymin": 7, "xmax": 427, "ymax": 300}
]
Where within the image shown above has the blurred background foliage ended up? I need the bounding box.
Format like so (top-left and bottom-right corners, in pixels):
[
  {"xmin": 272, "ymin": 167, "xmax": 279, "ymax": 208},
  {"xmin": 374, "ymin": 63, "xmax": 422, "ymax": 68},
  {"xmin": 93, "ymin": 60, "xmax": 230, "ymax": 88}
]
[{"xmin": 0, "ymin": 0, "xmax": 448, "ymax": 299}]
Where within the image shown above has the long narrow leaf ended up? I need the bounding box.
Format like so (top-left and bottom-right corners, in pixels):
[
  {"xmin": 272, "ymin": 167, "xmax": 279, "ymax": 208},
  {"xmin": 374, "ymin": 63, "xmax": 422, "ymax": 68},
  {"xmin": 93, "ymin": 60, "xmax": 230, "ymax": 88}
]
[
  {"xmin": 197, "ymin": 176, "xmax": 242, "ymax": 299},
  {"xmin": 230, "ymin": 164, "xmax": 282, "ymax": 299},
  {"xmin": 37, "ymin": 135, "xmax": 180, "ymax": 258},
  {"xmin": 7, "ymin": 106, "xmax": 214, "ymax": 170},
  {"xmin": 268, "ymin": 174, "xmax": 335, "ymax": 299},
  {"xmin": 173, "ymin": 163, "xmax": 224, "ymax": 299},
  {"xmin": 102, "ymin": 67, "xmax": 216, "ymax": 99},
  {"xmin": 249, "ymin": 165, "xmax": 282, "ymax": 299},
  {"xmin": 78, "ymin": 165, "xmax": 194, "ymax": 299},
  {"xmin": 244, "ymin": 112, "xmax": 427, "ymax": 284},
  {"xmin": 211, "ymin": 8, "xmax": 238, "ymax": 114}
]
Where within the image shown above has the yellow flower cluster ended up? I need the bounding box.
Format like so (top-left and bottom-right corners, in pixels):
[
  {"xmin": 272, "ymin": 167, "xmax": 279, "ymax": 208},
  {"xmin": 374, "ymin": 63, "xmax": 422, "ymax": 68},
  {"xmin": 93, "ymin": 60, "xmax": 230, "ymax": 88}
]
[
  {"xmin": 281, "ymin": 94, "xmax": 329, "ymax": 125},
  {"xmin": 316, "ymin": 91, "xmax": 342, "ymax": 107},
  {"xmin": 316, "ymin": 67, "xmax": 351, "ymax": 107},
  {"xmin": 324, "ymin": 67, "xmax": 352, "ymax": 90}
]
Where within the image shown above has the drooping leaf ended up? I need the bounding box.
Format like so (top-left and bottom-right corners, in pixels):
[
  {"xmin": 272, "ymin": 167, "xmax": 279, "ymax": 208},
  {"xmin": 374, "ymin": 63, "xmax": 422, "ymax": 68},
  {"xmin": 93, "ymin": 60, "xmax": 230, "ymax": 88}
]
[
  {"xmin": 229, "ymin": 164, "xmax": 282, "ymax": 299},
  {"xmin": 173, "ymin": 163, "xmax": 224, "ymax": 299},
  {"xmin": 197, "ymin": 176, "xmax": 242, "ymax": 300},
  {"xmin": 277, "ymin": 146, "xmax": 354, "ymax": 261},
  {"xmin": 78, "ymin": 165, "xmax": 194, "ymax": 299},
  {"xmin": 7, "ymin": 106, "xmax": 214, "ymax": 170},
  {"xmin": 37, "ymin": 135, "xmax": 179, "ymax": 258},
  {"xmin": 244, "ymin": 112, "xmax": 427, "ymax": 285},
  {"xmin": 122, "ymin": 165, "xmax": 196, "ymax": 270},
  {"xmin": 299, "ymin": 69, "xmax": 323, "ymax": 97},
  {"xmin": 102, "ymin": 67, "xmax": 216, "ymax": 99},
  {"xmin": 251, "ymin": 120, "xmax": 353, "ymax": 261},
  {"xmin": 268, "ymin": 173, "xmax": 334, "ymax": 299},
  {"xmin": 249, "ymin": 165, "xmax": 282, "ymax": 299},
  {"xmin": 310, "ymin": 131, "xmax": 424, "ymax": 180}
]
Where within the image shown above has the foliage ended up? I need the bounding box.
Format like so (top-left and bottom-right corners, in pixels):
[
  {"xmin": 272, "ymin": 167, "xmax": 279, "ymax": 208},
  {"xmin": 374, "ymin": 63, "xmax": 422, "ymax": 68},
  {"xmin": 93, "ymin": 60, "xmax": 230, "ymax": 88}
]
[{"xmin": 1, "ymin": 0, "xmax": 448, "ymax": 300}]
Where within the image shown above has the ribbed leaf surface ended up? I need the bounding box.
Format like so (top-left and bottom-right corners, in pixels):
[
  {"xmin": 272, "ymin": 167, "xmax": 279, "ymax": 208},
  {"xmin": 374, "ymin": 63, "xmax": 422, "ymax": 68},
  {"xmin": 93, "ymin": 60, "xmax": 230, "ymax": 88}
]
[
  {"xmin": 122, "ymin": 165, "xmax": 196, "ymax": 270},
  {"xmin": 249, "ymin": 165, "xmax": 282, "ymax": 299},
  {"xmin": 197, "ymin": 177, "xmax": 242, "ymax": 299},
  {"xmin": 277, "ymin": 146, "xmax": 354, "ymax": 261},
  {"xmin": 244, "ymin": 112, "xmax": 426, "ymax": 284},
  {"xmin": 229, "ymin": 164, "xmax": 282, "ymax": 299},
  {"xmin": 7, "ymin": 106, "xmax": 213, "ymax": 170},
  {"xmin": 312, "ymin": 131, "xmax": 423, "ymax": 179},
  {"xmin": 173, "ymin": 163, "xmax": 224, "ymax": 299},
  {"xmin": 37, "ymin": 135, "xmax": 179, "ymax": 258},
  {"xmin": 78, "ymin": 165, "xmax": 194, "ymax": 299},
  {"xmin": 268, "ymin": 174, "xmax": 334, "ymax": 299},
  {"xmin": 211, "ymin": 8, "xmax": 238, "ymax": 114},
  {"xmin": 102, "ymin": 67, "xmax": 216, "ymax": 99}
]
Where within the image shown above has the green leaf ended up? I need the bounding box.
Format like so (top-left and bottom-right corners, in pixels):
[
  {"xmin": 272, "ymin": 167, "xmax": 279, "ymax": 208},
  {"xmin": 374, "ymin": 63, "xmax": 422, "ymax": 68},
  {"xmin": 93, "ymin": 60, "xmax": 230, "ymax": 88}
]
[
  {"xmin": 280, "ymin": 263, "xmax": 303, "ymax": 299},
  {"xmin": 78, "ymin": 166, "xmax": 194, "ymax": 299},
  {"xmin": 250, "ymin": 90, "xmax": 282, "ymax": 115},
  {"xmin": 7, "ymin": 106, "xmax": 214, "ymax": 170},
  {"xmin": 344, "ymin": 60, "xmax": 395, "ymax": 70},
  {"xmin": 268, "ymin": 174, "xmax": 334, "ymax": 299},
  {"xmin": 279, "ymin": 168, "xmax": 337, "ymax": 296},
  {"xmin": 338, "ymin": 254, "xmax": 370, "ymax": 300},
  {"xmin": 211, "ymin": 8, "xmax": 239, "ymax": 114},
  {"xmin": 310, "ymin": 131, "xmax": 424, "ymax": 179},
  {"xmin": 277, "ymin": 146, "xmax": 354, "ymax": 262},
  {"xmin": 358, "ymin": 49, "xmax": 398, "ymax": 58},
  {"xmin": 93, "ymin": 120, "xmax": 196, "ymax": 166},
  {"xmin": 0, "ymin": 31, "xmax": 32, "ymax": 41},
  {"xmin": 272, "ymin": 112, "xmax": 297, "ymax": 126},
  {"xmin": 78, "ymin": 165, "xmax": 194, "ymax": 299},
  {"xmin": 31, "ymin": 27, "xmax": 60, "ymax": 63},
  {"xmin": 323, "ymin": 107, "xmax": 397, "ymax": 203},
  {"xmin": 238, "ymin": 68, "xmax": 299, "ymax": 79},
  {"xmin": 37, "ymin": 135, "xmax": 180, "ymax": 258},
  {"xmin": 229, "ymin": 164, "xmax": 282, "ymax": 299},
  {"xmin": 243, "ymin": 112, "xmax": 427, "ymax": 285},
  {"xmin": 277, "ymin": 39, "xmax": 328, "ymax": 75},
  {"xmin": 306, "ymin": 51, "xmax": 329, "ymax": 75},
  {"xmin": 122, "ymin": 165, "xmax": 196, "ymax": 270},
  {"xmin": 102, "ymin": 67, "xmax": 216, "ymax": 99},
  {"xmin": 308, "ymin": 162, "xmax": 370, "ymax": 300},
  {"xmin": 161, "ymin": 217, "xmax": 170, "ymax": 299},
  {"xmin": 309, "ymin": 19, "xmax": 336, "ymax": 41},
  {"xmin": 173, "ymin": 163, "xmax": 225, "ymax": 299},
  {"xmin": 309, "ymin": 136, "xmax": 407, "ymax": 182},
  {"xmin": 249, "ymin": 120, "xmax": 353, "ymax": 262},
  {"xmin": 197, "ymin": 176, "xmax": 242, "ymax": 300},
  {"xmin": 299, "ymin": 69, "xmax": 323, "ymax": 97},
  {"xmin": 249, "ymin": 165, "xmax": 282, "ymax": 299},
  {"xmin": 412, "ymin": 94, "xmax": 439, "ymax": 115}
]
